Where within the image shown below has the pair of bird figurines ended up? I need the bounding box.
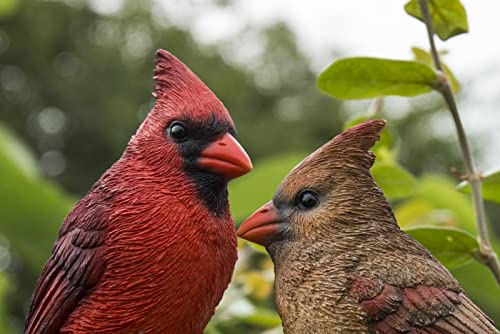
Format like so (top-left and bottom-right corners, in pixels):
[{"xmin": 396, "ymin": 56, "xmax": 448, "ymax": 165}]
[{"xmin": 24, "ymin": 50, "xmax": 498, "ymax": 334}]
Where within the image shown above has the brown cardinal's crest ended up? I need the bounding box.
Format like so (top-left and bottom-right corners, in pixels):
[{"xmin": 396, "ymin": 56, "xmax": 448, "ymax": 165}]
[
  {"xmin": 276, "ymin": 119, "xmax": 386, "ymax": 207},
  {"xmin": 295, "ymin": 119, "xmax": 385, "ymax": 174}
]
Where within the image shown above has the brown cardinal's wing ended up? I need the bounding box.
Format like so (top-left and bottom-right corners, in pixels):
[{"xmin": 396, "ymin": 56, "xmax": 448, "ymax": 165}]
[
  {"xmin": 25, "ymin": 197, "xmax": 108, "ymax": 334},
  {"xmin": 349, "ymin": 276, "xmax": 498, "ymax": 334}
]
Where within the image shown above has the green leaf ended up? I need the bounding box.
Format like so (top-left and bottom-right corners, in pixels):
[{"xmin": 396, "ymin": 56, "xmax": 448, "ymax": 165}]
[
  {"xmin": 245, "ymin": 240, "xmax": 268, "ymax": 254},
  {"xmin": 395, "ymin": 199, "xmax": 457, "ymax": 228},
  {"xmin": 404, "ymin": 226, "xmax": 479, "ymax": 269},
  {"xmin": 0, "ymin": 124, "xmax": 39, "ymax": 179},
  {"xmin": 452, "ymin": 249, "xmax": 500, "ymax": 321},
  {"xmin": 0, "ymin": 125, "xmax": 75, "ymax": 271},
  {"xmin": 395, "ymin": 174, "xmax": 475, "ymax": 232},
  {"xmin": 412, "ymin": 46, "xmax": 433, "ymax": 65},
  {"xmin": 0, "ymin": 274, "xmax": 13, "ymax": 334},
  {"xmin": 237, "ymin": 308, "xmax": 282, "ymax": 327},
  {"xmin": 317, "ymin": 57, "xmax": 438, "ymax": 99},
  {"xmin": 0, "ymin": 0, "xmax": 19, "ymax": 18},
  {"xmin": 411, "ymin": 47, "xmax": 460, "ymax": 92},
  {"xmin": 372, "ymin": 162, "xmax": 417, "ymax": 199},
  {"xmin": 457, "ymin": 169, "xmax": 500, "ymax": 204},
  {"xmin": 396, "ymin": 200, "xmax": 435, "ymax": 226},
  {"xmin": 229, "ymin": 153, "xmax": 306, "ymax": 222},
  {"xmin": 405, "ymin": 0, "xmax": 468, "ymax": 41}
]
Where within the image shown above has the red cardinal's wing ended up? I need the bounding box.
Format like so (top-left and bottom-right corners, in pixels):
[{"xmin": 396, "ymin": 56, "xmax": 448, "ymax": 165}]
[
  {"xmin": 25, "ymin": 198, "xmax": 107, "ymax": 334},
  {"xmin": 349, "ymin": 276, "xmax": 498, "ymax": 334}
]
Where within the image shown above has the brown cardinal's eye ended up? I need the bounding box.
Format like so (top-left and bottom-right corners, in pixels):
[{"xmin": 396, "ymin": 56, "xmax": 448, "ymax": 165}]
[
  {"xmin": 297, "ymin": 190, "xmax": 319, "ymax": 210},
  {"xmin": 168, "ymin": 122, "xmax": 187, "ymax": 141}
]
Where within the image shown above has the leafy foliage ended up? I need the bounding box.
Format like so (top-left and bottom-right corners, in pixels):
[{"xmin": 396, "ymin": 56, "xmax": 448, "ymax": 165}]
[
  {"xmin": 316, "ymin": 0, "xmax": 500, "ymax": 324},
  {"xmin": 396, "ymin": 174, "xmax": 476, "ymax": 231},
  {"xmin": 372, "ymin": 162, "xmax": 417, "ymax": 199},
  {"xmin": 0, "ymin": 124, "xmax": 74, "ymax": 271},
  {"xmin": 404, "ymin": 226, "xmax": 479, "ymax": 269},
  {"xmin": 404, "ymin": 0, "xmax": 468, "ymax": 40},
  {"xmin": 317, "ymin": 57, "xmax": 438, "ymax": 99}
]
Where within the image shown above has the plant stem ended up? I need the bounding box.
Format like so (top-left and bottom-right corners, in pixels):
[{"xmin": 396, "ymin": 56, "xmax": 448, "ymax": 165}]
[
  {"xmin": 367, "ymin": 98, "xmax": 384, "ymax": 118},
  {"xmin": 418, "ymin": 0, "xmax": 500, "ymax": 285}
]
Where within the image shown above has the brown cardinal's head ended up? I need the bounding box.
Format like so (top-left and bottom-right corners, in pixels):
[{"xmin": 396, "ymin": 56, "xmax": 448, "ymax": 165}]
[
  {"xmin": 127, "ymin": 50, "xmax": 252, "ymax": 213},
  {"xmin": 237, "ymin": 120, "xmax": 395, "ymax": 253}
]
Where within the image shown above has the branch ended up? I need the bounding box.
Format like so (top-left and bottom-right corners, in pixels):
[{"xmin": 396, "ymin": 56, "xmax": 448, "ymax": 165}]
[{"xmin": 418, "ymin": 0, "xmax": 500, "ymax": 285}]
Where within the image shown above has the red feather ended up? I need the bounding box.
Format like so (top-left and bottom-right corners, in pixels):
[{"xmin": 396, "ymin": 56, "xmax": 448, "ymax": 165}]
[
  {"xmin": 25, "ymin": 50, "xmax": 241, "ymax": 334},
  {"xmin": 349, "ymin": 276, "xmax": 497, "ymax": 333},
  {"xmin": 25, "ymin": 194, "xmax": 107, "ymax": 334}
]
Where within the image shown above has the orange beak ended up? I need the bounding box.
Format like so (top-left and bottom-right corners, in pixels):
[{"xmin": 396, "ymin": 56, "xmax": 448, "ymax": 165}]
[
  {"xmin": 198, "ymin": 133, "xmax": 252, "ymax": 180},
  {"xmin": 237, "ymin": 201, "xmax": 282, "ymax": 247}
]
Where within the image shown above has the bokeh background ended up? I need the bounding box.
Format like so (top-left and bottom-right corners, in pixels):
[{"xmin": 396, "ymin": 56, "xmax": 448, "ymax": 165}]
[{"xmin": 1, "ymin": 0, "xmax": 499, "ymax": 333}]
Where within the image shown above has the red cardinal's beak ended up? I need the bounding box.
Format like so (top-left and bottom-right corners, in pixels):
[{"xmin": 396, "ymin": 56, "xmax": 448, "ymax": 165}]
[
  {"xmin": 198, "ymin": 133, "xmax": 252, "ymax": 180},
  {"xmin": 237, "ymin": 201, "xmax": 282, "ymax": 247}
]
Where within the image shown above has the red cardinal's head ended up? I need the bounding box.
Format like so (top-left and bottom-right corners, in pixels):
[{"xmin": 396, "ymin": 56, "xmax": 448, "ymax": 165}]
[
  {"xmin": 128, "ymin": 50, "xmax": 252, "ymax": 212},
  {"xmin": 237, "ymin": 120, "xmax": 387, "ymax": 248}
]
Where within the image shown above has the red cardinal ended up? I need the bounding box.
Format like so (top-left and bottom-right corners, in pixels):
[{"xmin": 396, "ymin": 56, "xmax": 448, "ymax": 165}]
[
  {"xmin": 237, "ymin": 120, "xmax": 498, "ymax": 334},
  {"xmin": 25, "ymin": 50, "xmax": 252, "ymax": 334}
]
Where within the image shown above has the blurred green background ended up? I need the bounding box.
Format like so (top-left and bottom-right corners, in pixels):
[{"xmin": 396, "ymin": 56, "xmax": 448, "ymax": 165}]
[{"xmin": 0, "ymin": 0, "xmax": 499, "ymax": 333}]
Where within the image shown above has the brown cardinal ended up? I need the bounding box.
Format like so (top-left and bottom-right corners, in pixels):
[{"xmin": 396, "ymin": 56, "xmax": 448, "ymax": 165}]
[
  {"xmin": 25, "ymin": 50, "xmax": 252, "ymax": 334},
  {"xmin": 237, "ymin": 120, "xmax": 498, "ymax": 334}
]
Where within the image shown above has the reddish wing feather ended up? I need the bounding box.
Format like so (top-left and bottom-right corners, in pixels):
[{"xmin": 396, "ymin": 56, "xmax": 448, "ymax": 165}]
[
  {"xmin": 25, "ymin": 194, "xmax": 108, "ymax": 334},
  {"xmin": 349, "ymin": 276, "xmax": 498, "ymax": 334}
]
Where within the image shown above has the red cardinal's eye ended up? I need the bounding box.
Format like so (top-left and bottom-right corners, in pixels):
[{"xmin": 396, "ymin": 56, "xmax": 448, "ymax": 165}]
[
  {"xmin": 297, "ymin": 190, "xmax": 319, "ymax": 210},
  {"xmin": 169, "ymin": 122, "xmax": 187, "ymax": 141}
]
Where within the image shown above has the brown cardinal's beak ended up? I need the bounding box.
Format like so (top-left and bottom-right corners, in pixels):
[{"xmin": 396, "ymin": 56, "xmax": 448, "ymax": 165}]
[
  {"xmin": 198, "ymin": 133, "xmax": 252, "ymax": 180},
  {"xmin": 237, "ymin": 201, "xmax": 282, "ymax": 247}
]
